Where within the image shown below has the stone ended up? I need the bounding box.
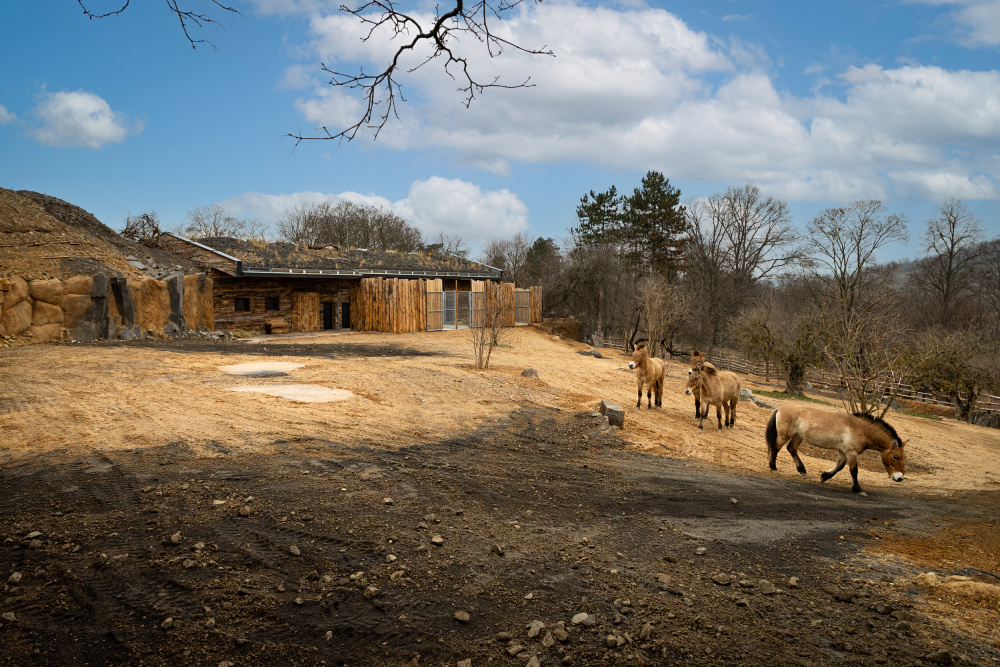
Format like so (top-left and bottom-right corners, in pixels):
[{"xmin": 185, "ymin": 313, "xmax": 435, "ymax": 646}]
[
  {"xmin": 553, "ymin": 626, "xmax": 569, "ymax": 642},
  {"xmin": 541, "ymin": 631, "xmax": 555, "ymax": 648},
  {"xmin": 205, "ymin": 618, "xmax": 216, "ymax": 628},
  {"xmin": 238, "ymin": 506, "xmax": 251, "ymax": 517},
  {"xmin": 164, "ymin": 273, "xmax": 186, "ymax": 335},
  {"xmin": 1, "ymin": 612, "xmax": 15, "ymax": 622},
  {"xmin": 390, "ymin": 570, "xmax": 406, "ymax": 582},
  {"xmin": 507, "ymin": 645, "xmax": 525, "ymax": 656},
  {"xmin": 28, "ymin": 324, "xmax": 63, "ymax": 342},
  {"xmin": 712, "ymin": 573, "xmax": 731, "ymax": 586},
  {"xmin": 183, "ymin": 559, "xmax": 197, "ymax": 569},
  {"xmin": 383, "ymin": 497, "xmax": 393, "ymax": 505},
  {"xmin": 454, "ymin": 610, "xmax": 471, "ymax": 624},
  {"xmin": 132, "ymin": 277, "xmax": 170, "ymax": 334},
  {"xmin": 924, "ymin": 650, "xmax": 954, "ymax": 665},
  {"xmin": 28, "ymin": 278, "xmax": 63, "ymax": 305},
  {"xmin": 364, "ymin": 586, "xmax": 379, "ymax": 599},
  {"xmin": 491, "ymin": 543, "xmax": 505, "ymax": 557},
  {"xmin": 496, "ymin": 632, "xmax": 512, "ymax": 641},
  {"xmin": 170, "ymin": 532, "xmax": 182, "ymax": 544},
  {"xmin": 521, "ymin": 368, "xmax": 539, "ymax": 378},
  {"xmin": 63, "ymin": 275, "xmax": 92, "ymax": 296},
  {"xmin": 289, "ymin": 545, "xmax": 301, "ymax": 556},
  {"xmin": 639, "ymin": 623, "xmax": 653, "ymax": 640},
  {"xmin": 161, "ymin": 617, "xmax": 174, "ymax": 629},
  {"xmin": 526, "ymin": 656, "xmax": 540, "ymax": 667},
  {"xmin": 571, "ymin": 612, "xmax": 589, "ymax": 625},
  {"xmin": 3, "ymin": 276, "xmax": 28, "ymax": 308},
  {"xmin": 8, "ymin": 572, "xmax": 22, "ymax": 584},
  {"xmin": 527, "ymin": 620, "xmax": 545, "ymax": 637},
  {"xmin": 109, "ymin": 275, "xmax": 137, "ymax": 327},
  {"xmin": 788, "ymin": 576, "xmax": 800, "ymax": 589},
  {"xmin": 60, "ymin": 294, "xmax": 91, "ymax": 329},
  {"xmin": 759, "ymin": 580, "xmax": 777, "ymax": 595},
  {"xmin": 457, "ymin": 660, "xmax": 472, "ymax": 667},
  {"xmin": 739, "ymin": 388, "xmax": 755, "ymax": 402},
  {"xmin": 874, "ymin": 602, "xmax": 894, "ymax": 615},
  {"xmin": 599, "ymin": 400, "xmax": 625, "ymax": 428},
  {"xmin": 183, "ymin": 273, "xmax": 214, "ymax": 331},
  {"xmin": 431, "ymin": 535, "xmax": 444, "ymax": 546},
  {"xmin": 1, "ymin": 300, "xmax": 32, "ymax": 336},
  {"xmin": 695, "ymin": 547, "xmax": 706, "ymax": 556},
  {"xmin": 386, "ymin": 554, "xmax": 397, "ymax": 563}
]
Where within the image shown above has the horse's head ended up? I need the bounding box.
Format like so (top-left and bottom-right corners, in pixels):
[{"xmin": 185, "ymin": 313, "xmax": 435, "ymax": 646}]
[
  {"xmin": 689, "ymin": 350, "xmax": 704, "ymax": 376},
  {"xmin": 629, "ymin": 343, "xmax": 647, "ymax": 370},
  {"xmin": 880, "ymin": 439, "xmax": 906, "ymax": 481},
  {"xmin": 684, "ymin": 364, "xmax": 704, "ymax": 395}
]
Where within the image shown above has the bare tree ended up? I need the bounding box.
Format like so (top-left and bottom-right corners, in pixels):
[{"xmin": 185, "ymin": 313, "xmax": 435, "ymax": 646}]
[
  {"xmin": 709, "ymin": 185, "xmax": 801, "ymax": 298},
  {"xmin": 913, "ymin": 330, "xmax": 1000, "ymax": 423},
  {"xmin": 735, "ymin": 283, "xmax": 823, "ymax": 395},
  {"xmin": 277, "ymin": 201, "xmax": 423, "ymax": 252},
  {"xmin": 180, "ymin": 204, "xmax": 267, "ymax": 240},
  {"xmin": 469, "ymin": 282, "xmax": 515, "ymax": 369},
  {"xmin": 805, "ymin": 200, "xmax": 908, "ymax": 316},
  {"xmin": 910, "ymin": 199, "xmax": 984, "ymax": 327},
  {"xmin": 427, "ymin": 232, "xmax": 470, "ymax": 259},
  {"xmin": 636, "ymin": 275, "xmax": 687, "ymax": 359},
  {"xmin": 683, "ymin": 200, "xmax": 730, "ymax": 349},
  {"xmin": 978, "ymin": 239, "xmax": 1000, "ymax": 337},
  {"xmin": 480, "ymin": 233, "xmax": 530, "ymax": 284},
  {"xmin": 120, "ymin": 211, "xmax": 162, "ymax": 247}
]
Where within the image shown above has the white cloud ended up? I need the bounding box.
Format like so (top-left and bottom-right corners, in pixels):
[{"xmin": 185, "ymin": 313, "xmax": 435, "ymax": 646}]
[
  {"xmin": 219, "ymin": 177, "xmax": 528, "ymax": 248},
  {"xmin": 0, "ymin": 105, "xmax": 16, "ymax": 125},
  {"xmin": 286, "ymin": 0, "xmax": 1000, "ymax": 203},
  {"xmin": 908, "ymin": 0, "xmax": 1000, "ymax": 47},
  {"xmin": 28, "ymin": 90, "xmax": 141, "ymax": 149},
  {"xmin": 722, "ymin": 14, "xmax": 754, "ymax": 22}
]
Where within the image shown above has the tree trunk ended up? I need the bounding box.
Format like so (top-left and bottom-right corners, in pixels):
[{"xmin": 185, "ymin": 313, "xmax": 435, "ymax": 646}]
[{"xmin": 785, "ymin": 360, "xmax": 807, "ymax": 395}]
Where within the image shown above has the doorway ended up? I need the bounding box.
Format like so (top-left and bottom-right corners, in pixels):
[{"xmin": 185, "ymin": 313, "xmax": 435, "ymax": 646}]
[
  {"xmin": 341, "ymin": 302, "xmax": 351, "ymax": 329},
  {"xmin": 322, "ymin": 302, "xmax": 335, "ymax": 330}
]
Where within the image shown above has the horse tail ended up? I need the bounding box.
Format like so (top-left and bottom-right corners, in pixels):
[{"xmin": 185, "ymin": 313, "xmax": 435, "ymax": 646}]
[{"xmin": 765, "ymin": 409, "xmax": 779, "ymax": 453}]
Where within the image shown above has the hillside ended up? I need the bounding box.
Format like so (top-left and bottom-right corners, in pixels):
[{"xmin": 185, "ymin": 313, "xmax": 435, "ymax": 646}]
[{"xmin": 0, "ymin": 188, "xmax": 201, "ymax": 280}]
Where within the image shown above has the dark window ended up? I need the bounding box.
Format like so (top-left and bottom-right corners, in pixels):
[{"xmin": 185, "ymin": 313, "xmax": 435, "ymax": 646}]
[
  {"xmin": 265, "ymin": 296, "xmax": 280, "ymax": 311},
  {"xmin": 234, "ymin": 297, "xmax": 250, "ymax": 312}
]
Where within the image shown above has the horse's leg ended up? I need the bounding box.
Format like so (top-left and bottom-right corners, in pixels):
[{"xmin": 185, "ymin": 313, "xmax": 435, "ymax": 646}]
[
  {"xmin": 728, "ymin": 397, "xmax": 737, "ymax": 427},
  {"xmin": 821, "ymin": 452, "xmax": 847, "ymax": 483},
  {"xmin": 694, "ymin": 388, "xmax": 701, "ymax": 419},
  {"xmin": 786, "ymin": 435, "xmax": 807, "ymax": 475},
  {"xmin": 847, "ymin": 452, "xmax": 863, "ymax": 493},
  {"xmin": 636, "ymin": 377, "xmax": 643, "ymax": 409},
  {"xmin": 647, "ymin": 385, "xmax": 653, "ymax": 410},
  {"xmin": 722, "ymin": 400, "xmax": 731, "ymax": 428},
  {"xmin": 655, "ymin": 378, "xmax": 663, "ymax": 407},
  {"xmin": 697, "ymin": 403, "xmax": 708, "ymax": 432},
  {"xmin": 715, "ymin": 401, "xmax": 723, "ymax": 430}
]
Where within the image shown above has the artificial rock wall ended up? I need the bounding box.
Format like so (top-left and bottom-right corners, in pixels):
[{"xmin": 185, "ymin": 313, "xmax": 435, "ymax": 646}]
[{"xmin": 0, "ymin": 272, "xmax": 213, "ymax": 343}]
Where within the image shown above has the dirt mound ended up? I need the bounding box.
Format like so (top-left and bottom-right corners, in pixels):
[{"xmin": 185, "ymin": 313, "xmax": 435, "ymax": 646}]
[{"xmin": 0, "ymin": 188, "xmax": 201, "ymax": 280}]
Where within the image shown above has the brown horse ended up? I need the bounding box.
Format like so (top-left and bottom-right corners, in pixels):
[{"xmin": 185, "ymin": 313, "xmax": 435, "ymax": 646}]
[
  {"xmin": 765, "ymin": 404, "xmax": 906, "ymax": 494},
  {"xmin": 684, "ymin": 363, "xmax": 740, "ymax": 431},
  {"xmin": 628, "ymin": 343, "xmax": 665, "ymax": 410},
  {"xmin": 688, "ymin": 350, "xmax": 718, "ymax": 420}
]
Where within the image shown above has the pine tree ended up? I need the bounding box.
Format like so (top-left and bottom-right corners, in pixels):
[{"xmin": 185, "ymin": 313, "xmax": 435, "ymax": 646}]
[
  {"xmin": 572, "ymin": 186, "xmax": 622, "ymax": 247},
  {"xmin": 622, "ymin": 171, "xmax": 688, "ymax": 278}
]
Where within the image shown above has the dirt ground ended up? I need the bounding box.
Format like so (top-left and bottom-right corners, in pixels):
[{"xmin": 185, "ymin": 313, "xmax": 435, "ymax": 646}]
[{"xmin": 1, "ymin": 326, "xmax": 999, "ymax": 666}]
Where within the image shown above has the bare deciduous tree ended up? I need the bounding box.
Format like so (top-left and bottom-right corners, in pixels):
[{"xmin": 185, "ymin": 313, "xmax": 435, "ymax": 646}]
[
  {"xmin": 910, "ymin": 199, "xmax": 984, "ymax": 327},
  {"xmin": 637, "ymin": 275, "xmax": 687, "ymax": 359},
  {"xmin": 913, "ymin": 330, "xmax": 1000, "ymax": 423},
  {"xmin": 469, "ymin": 283, "xmax": 515, "ymax": 369},
  {"xmin": 480, "ymin": 233, "xmax": 530, "ymax": 284},
  {"xmin": 120, "ymin": 211, "xmax": 162, "ymax": 247},
  {"xmin": 180, "ymin": 204, "xmax": 267, "ymax": 240},
  {"xmin": 276, "ymin": 201, "xmax": 423, "ymax": 252}
]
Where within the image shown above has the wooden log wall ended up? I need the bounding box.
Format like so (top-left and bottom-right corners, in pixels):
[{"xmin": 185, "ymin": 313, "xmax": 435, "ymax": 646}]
[
  {"xmin": 350, "ymin": 277, "xmax": 430, "ymax": 333},
  {"xmin": 529, "ymin": 286, "xmax": 543, "ymax": 323},
  {"xmin": 212, "ymin": 271, "xmax": 353, "ymax": 334}
]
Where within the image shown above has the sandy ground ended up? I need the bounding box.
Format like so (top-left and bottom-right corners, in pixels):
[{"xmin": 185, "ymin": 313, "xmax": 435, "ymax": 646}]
[
  {"xmin": 3, "ymin": 326, "xmax": 998, "ymax": 495},
  {"xmin": 1, "ymin": 327, "xmax": 999, "ymax": 665}
]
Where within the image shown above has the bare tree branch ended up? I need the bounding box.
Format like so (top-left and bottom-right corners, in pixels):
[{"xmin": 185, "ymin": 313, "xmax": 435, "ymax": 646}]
[
  {"xmin": 78, "ymin": 0, "xmax": 237, "ymax": 49},
  {"xmin": 288, "ymin": 0, "xmax": 554, "ymax": 144}
]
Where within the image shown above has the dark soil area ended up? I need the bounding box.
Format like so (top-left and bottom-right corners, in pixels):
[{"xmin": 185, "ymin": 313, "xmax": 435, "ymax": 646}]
[
  {"xmin": 122, "ymin": 336, "xmax": 452, "ymax": 359},
  {"xmin": 2, "ymin": 407, "xmax": 997, "ymax": 666}
]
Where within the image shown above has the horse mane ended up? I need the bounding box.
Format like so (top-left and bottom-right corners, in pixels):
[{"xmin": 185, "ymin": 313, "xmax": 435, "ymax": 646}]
[
  {"xmin": 852, "ymin": 412, "xmax": 900, "ymax": 443},
  {"xmin": 701, "ymin": 365, "xmax": 718, "ymax": 376}
]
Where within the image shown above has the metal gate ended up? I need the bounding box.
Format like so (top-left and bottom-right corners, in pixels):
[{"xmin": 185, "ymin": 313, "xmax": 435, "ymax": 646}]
[
  {"xmin": 515, "ymin": 289, "xmax": 530, "ymax": 325},
  {"xmin": 426, "ymin": 291, "xmax": 443, "ymax": 331}
]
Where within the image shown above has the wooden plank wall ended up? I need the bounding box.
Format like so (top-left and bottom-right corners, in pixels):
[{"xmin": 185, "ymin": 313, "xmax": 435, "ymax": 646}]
[
  {"xmin": 159, "ymin": 234, "xmax": 240, "ymax": 275},
  {"xmin": 212, "ymin": 272, "xmax": 353, "ymax": 333},
  {"xmin": 351, "ymin": 277, "xmax": 431, "ymax": 333},
  {"xmin": 291, "ymin": 292, "xmax": 321, "ymax": 331},
  {"xmin": 529, "ymin": 286, "xmax": 543, "ymax": 323}
]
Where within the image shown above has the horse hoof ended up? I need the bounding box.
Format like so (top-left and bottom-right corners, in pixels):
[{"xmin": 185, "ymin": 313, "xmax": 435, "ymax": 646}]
[
  {"xmin": 798, "ymin": 470, "xmax": 807, "ymax": 476},
  {"xmin": 852, "ymin": 487, "xmax": 864, "ymax": 494}
]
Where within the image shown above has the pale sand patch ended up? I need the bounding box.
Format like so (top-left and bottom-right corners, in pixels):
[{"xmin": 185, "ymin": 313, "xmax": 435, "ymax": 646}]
[
  {"xmin": 219, "ymin": 362, "xmax": 305, "ymax": 375},
  {"xmin": 226, "ymin": 384, "xmax": 354, "ymax": 403}
]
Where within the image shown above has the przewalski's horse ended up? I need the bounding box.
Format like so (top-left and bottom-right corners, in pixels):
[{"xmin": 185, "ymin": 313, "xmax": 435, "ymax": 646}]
[
  {"xmin": 688, "ymin": 350, "xmax": 718, "ymax": 420},
  {"xmin": 765, "ymin": 404, "xmax": 906, "ymax": 494},
  {"xmin": 628, "ymin": 343, "xmax": 665, "ymax": 410},
  {"xmin": 684, "ymin": 363, "xmax": 740, "ymax": 431}
]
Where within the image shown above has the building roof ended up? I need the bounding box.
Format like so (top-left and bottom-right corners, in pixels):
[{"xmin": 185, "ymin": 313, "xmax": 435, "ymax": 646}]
[{"xmin": 176, "ymin": 236, "xmax": 502, "ymax": 279}]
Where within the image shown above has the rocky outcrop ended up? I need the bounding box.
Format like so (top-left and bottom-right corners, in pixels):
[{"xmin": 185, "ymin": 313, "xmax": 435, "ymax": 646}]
[{"xmin": 0, "ymin": 271, "xmax": 215, "ymax": 345}]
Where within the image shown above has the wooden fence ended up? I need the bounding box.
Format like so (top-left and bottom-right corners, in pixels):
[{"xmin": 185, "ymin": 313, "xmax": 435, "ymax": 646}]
[
  {"xmin": 596, "ymin": 336, "xmax": 999, "ymax": 414},
  {"xmin": 350, "ymin": 277, "xmax": 431, "ymax": 333}
]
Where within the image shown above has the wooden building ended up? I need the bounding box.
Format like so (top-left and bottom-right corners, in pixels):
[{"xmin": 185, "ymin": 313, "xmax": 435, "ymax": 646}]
[{"xmin": 160, "ymin": 234, "xmax": 542, "ymax": 334}]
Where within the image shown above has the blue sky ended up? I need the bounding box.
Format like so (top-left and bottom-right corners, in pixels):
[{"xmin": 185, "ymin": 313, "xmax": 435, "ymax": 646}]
[{"xmin": 2, "ymin": 0, "xmax": 999, "ymax": 259}]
